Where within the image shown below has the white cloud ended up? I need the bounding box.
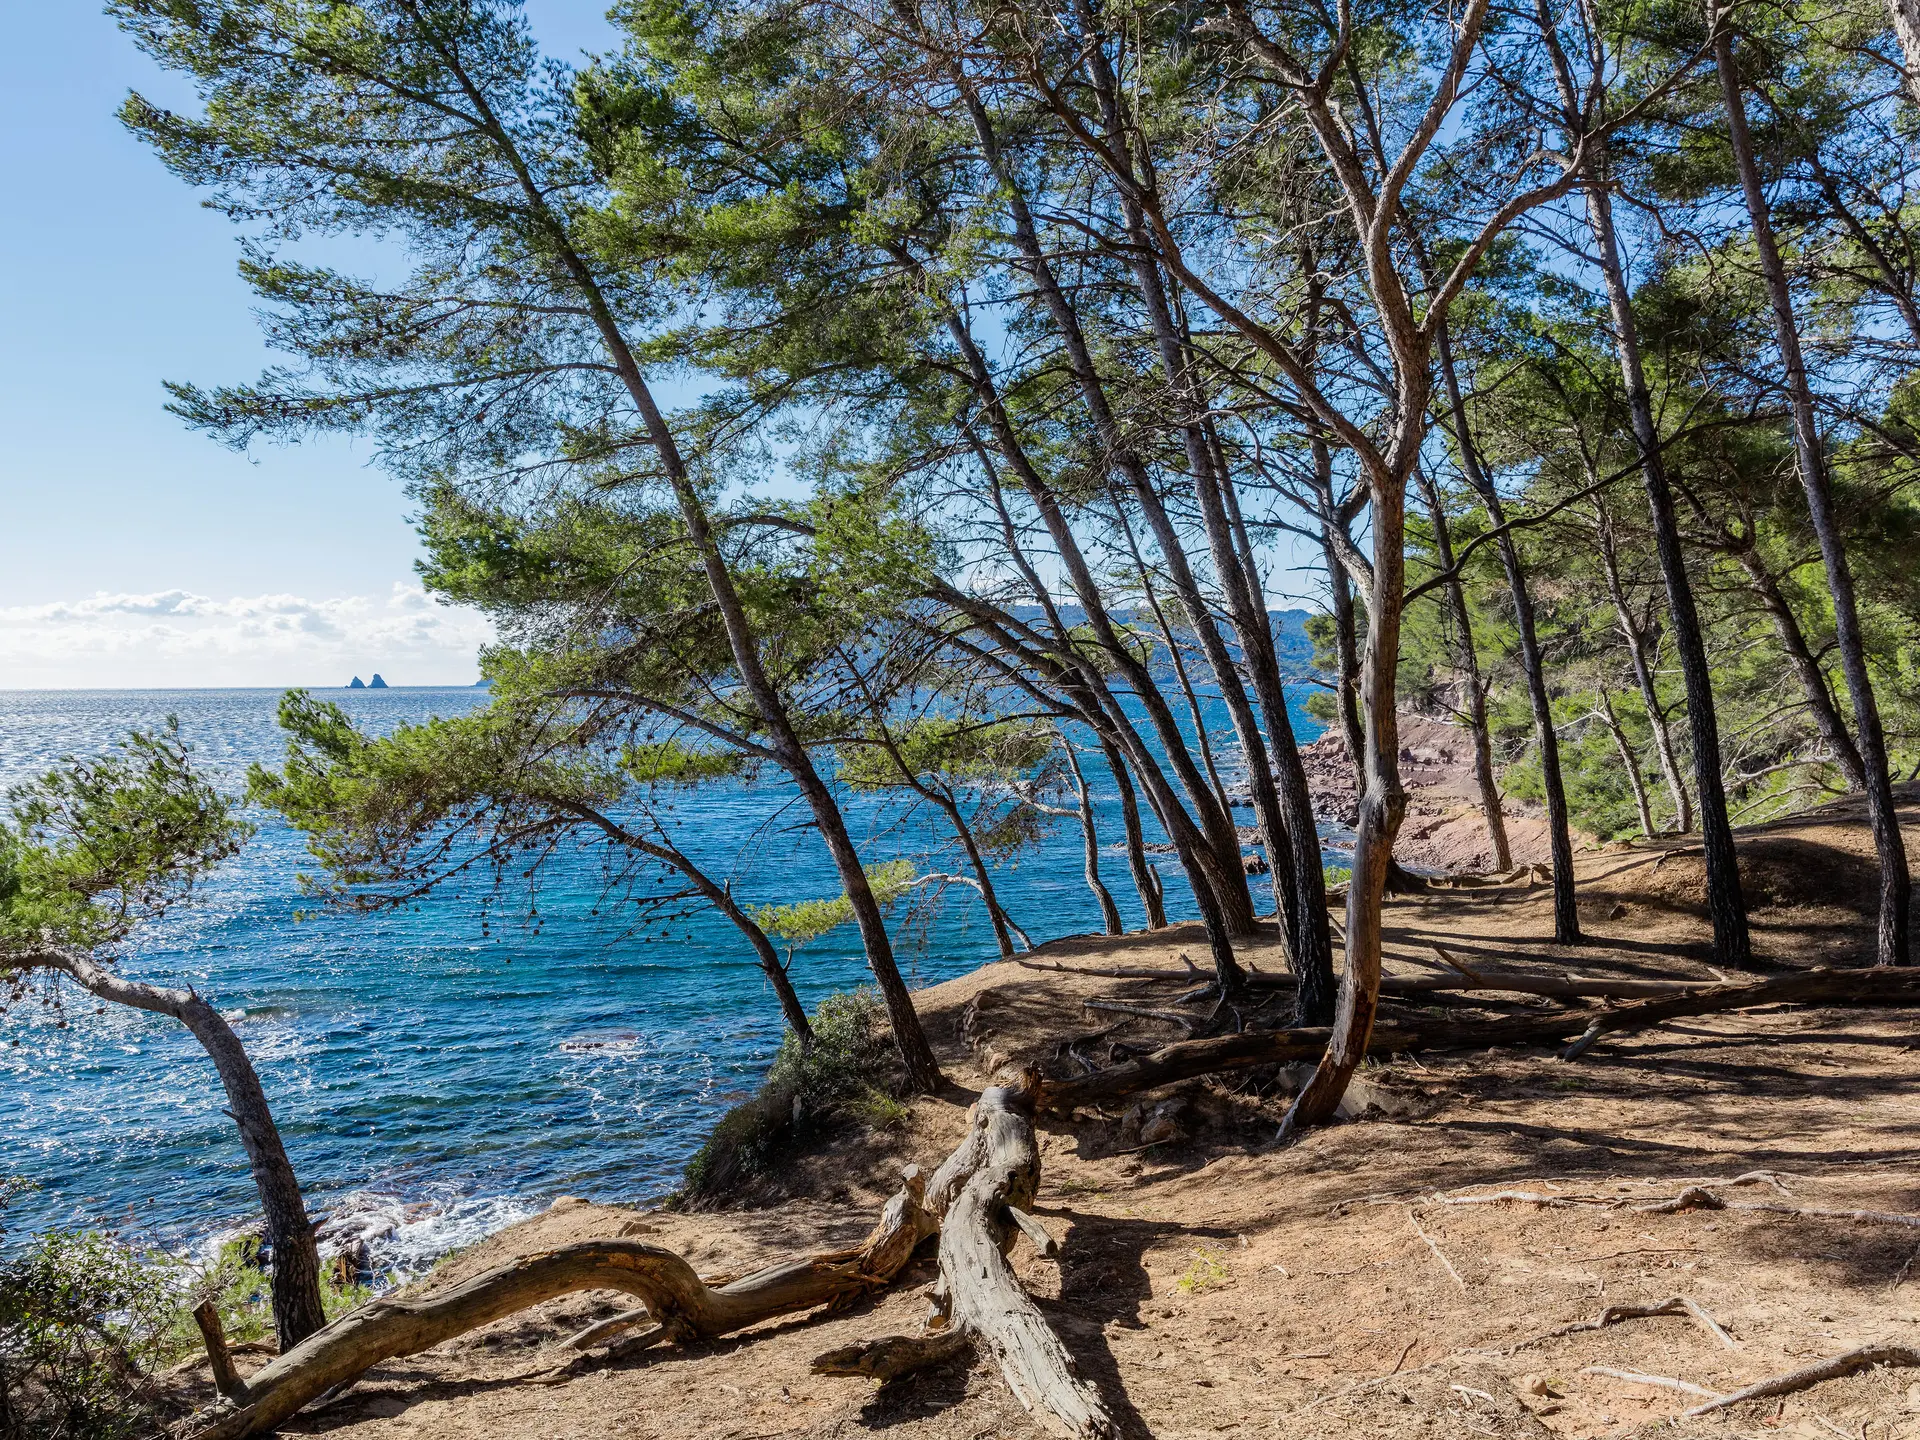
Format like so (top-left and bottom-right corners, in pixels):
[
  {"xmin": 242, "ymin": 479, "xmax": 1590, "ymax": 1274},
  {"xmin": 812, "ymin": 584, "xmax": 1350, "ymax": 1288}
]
[{"xmin": 0, "ymin": 584, "xmax": 494, "ymax": 689}]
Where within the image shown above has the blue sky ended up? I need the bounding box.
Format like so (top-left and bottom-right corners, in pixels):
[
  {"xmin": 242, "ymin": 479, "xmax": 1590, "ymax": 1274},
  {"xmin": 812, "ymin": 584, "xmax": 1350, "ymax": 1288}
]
[{"xmin": 0, "ymin": 2, "xmax": 621, "ymax": 687}]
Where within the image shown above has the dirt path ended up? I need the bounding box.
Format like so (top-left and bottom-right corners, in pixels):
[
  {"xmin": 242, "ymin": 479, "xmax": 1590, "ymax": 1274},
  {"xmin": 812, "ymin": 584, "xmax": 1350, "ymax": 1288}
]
[{"xmin": 183, "ymin": 789, "xmax": 1920, "ymax": 1440}]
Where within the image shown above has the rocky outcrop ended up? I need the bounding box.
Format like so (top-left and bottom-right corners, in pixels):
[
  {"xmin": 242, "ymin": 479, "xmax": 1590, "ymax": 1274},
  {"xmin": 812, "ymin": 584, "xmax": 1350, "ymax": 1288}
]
[{"xmin": 1301, "ymin": 712, "xmax": 1554, "ymax": 874}]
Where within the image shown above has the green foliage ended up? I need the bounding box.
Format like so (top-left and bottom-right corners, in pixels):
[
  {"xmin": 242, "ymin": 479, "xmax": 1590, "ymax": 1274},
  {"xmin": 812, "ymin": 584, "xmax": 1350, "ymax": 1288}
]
[
  {"xmin": 0, "ymin": 1187, "xmax": 176, "ymax": 1440},
  {"xmin": 166, "ymin": 1237, "xmax": 368, "ymax": 1356},
  {"xmin": 681, "ymin": 990, "xmax": 902, "ymax": 1200},
  {"xmin": 0, "ymin": 723, "xmax": 249, "ymax": 955},
  {"xmin": 749, "ymin": 859, "xmax": 916, "ymax": 958}
]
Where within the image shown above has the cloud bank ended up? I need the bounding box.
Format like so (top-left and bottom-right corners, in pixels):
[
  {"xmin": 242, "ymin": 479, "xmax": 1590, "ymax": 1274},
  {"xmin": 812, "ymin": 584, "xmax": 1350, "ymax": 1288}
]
[{"xmin": 0, "ymin": 585, "xmax": 494, "ymax": 689}]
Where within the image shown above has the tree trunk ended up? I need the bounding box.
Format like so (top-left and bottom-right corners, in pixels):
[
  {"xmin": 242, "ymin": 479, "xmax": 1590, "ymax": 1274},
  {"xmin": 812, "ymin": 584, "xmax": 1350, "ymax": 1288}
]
[
  {"xmin": 489, "ymin": 130, "xmax": 947, "ymax": 1091},
  {"xmin": 937, "ymin": 303, "xmax": 1253, "ymax": 938},
  {"xmin": 1061, "ymin": 735, "xmax": 1125, "ymax": 935},
  {"xmin": 21, "ymin": 948, "xmax": 326, "ymax": 1351},
  {"xmin": 1210, "ymin": 417, "xmax": 1339, "ymax": 1021},
  {"xmin": 1039, "ymin": 966, "xmax": 1920, "ymax": 1112},
  {"xmin": 1713, "ymin": 20, "xmax": 1911, "ymax": 966},
  {"xmin": 1593, "ymin": 495, "xmax": 1694, "ymax": 831},
  {"xmin": 819, "ymin": 1080, "xmax": 1119, "ymax": 1439},
  {"xmin": 1581, "ymin": 163, "xmax": 1752, "ymax": 969},
  {"xmin": 1099, "ymin": 732, "xmax": 1167, "ymax": 928},
  {"xmin": 187, "ymin": 1168, "xmax": 943, "ymax": 1440},
  {"xmin": 1727, "ymin": 544, "xmax": 1868, "ymax": 789},
  {"xmin": 934, "ymin": 789, "xmax": 1020, "ymax": 962},
  {"xmin": 1598, "ymin": 690, "xmax": 1658, "ymax": 838},
  {"xmin": 703, "ymin": 885, "xmax": 814, "ymax": 1044},
  {"xmin": 1415, "ymin": 467, "xmax": 1512, "ymax": 870},
  {"xmin": 1135, "ymin": 563, "xmax": 1234, "ymax": 826},
  {"xmin": 558, "ymin": 801, "xmax": 815, "ymax": 1045},
  {"xmin": 1436, "ymin": 323, "xmax": 1581, "ymax": 943},
  {"xmin": 1886, "ymin": 0, "xmax": 1920, "ymax": 105},
  {"xmin": 1279, "ymin": 456, "xmax": 1413, "ymax": 1132},
  {"xmin": 1319, "ymin": 516, "xmax": 1368, "ymax": 787},
  {"xmin": 938, "ymin": 89, "xmax": 1259, "ymax": 940}
]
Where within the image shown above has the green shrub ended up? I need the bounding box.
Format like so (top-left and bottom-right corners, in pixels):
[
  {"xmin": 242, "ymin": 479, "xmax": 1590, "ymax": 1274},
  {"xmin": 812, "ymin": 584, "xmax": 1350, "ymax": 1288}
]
[
  {"xmin": 0, "ymin": 1209, "xmax": 178, "ymax": 1440},
  {"xmin": 682, "ymin": 990, "xmax": 904, "ymax": 1202},
  {"xmin": 1, "ymin": 1189, "xmax": 374, "ymax": 1440},
  {"xmin": 160, "ymin": 1236, "xmax": 368, "ymax": 1361}
]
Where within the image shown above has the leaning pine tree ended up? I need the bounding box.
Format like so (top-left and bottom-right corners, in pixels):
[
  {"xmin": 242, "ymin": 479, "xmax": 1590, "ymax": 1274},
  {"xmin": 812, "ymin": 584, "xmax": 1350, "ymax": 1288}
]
[{"xmin": 0, "ymin": 724, "xmax": 328, "ymax": 1350}]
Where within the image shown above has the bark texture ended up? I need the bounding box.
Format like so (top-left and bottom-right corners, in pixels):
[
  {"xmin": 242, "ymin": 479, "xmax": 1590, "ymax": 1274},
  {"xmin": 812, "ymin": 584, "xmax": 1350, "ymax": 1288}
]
[
  {"xmin": 818, "ymin": 1078, "xmax": 1119, "ymax": 1439},
  {"xmin": 1713, "ymin": 21, "xmax": 1910, "ymax": 966}
]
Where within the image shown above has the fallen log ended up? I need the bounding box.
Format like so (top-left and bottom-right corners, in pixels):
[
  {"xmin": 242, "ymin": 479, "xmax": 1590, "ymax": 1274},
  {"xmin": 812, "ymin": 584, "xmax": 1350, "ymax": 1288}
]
[
  {"xmin": 1037, "ymin": 966, "xmax": 1920, "ymax": 1113},
  {"xmin": 816, "ymin": 1076, "xmax": 1118, "ymax": 1439},
  {"xmin": 1019, "ymin": 956, "xmax": 1731, "ymax": 1001},
  {"xmin": 185, "ymin": 1170, "xmax": 939, "ymax": 1440}
]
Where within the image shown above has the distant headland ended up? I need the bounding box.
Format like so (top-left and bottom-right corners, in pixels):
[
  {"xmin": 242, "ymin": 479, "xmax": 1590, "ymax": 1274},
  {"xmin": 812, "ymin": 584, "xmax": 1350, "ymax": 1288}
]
[{"xmin": 346, "ymin": 675, "xmax": 389, "ymax": 689}]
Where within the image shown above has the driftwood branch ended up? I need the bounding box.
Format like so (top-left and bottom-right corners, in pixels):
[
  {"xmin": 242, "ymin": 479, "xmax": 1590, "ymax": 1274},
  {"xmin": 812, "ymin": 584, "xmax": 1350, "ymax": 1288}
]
[
  {"xmin": 1038, "ymin": 967, "xmax": 1920, "ymax": 1112},
  {"xmin": 816, "ymin": 1077, "xmax": 1118, "ymax": 1439},
  {"xmin": 187, "ymin": 1169, "xmax": 939, "ymax": 1439}
]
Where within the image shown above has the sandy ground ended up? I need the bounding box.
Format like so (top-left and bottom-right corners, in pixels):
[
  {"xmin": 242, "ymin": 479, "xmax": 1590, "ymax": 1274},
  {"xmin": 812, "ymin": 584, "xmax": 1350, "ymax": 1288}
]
[{"xmin": 178, "ymin": 786, "xmax": 1920, "ymax": 1440}]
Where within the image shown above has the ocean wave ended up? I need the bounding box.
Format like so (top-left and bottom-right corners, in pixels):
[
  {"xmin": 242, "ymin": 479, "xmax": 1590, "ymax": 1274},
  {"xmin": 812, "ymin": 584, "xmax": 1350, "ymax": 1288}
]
[{"xmin": 311, "ymin": 1188, "xmax": 543, "ymax": 1285}]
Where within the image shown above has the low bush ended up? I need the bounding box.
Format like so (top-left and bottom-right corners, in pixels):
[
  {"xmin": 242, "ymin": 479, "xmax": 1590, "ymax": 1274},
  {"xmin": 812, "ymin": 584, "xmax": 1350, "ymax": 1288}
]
[
  {"xmin": 0, "ymin": 1194, "xmax": 176, "ymax": 1440},
  {"xmin": 682, "ymin": 990, "xmax": 905, "ymax": 1202},
  {"xmin": 2, "ymin": 1189, "xmax": 372, "ymax": 1439}
]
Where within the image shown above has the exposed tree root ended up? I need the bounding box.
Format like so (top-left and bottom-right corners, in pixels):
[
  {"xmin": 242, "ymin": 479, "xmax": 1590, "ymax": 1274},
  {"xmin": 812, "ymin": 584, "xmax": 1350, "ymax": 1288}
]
[
  {"xmin": 1582, "ymin": 1365, "xmax": 1721, "ymax": 1399},
  {"xmin": 1684, "ymin": 1343, "xmax": 1920, "ymax": 1416},
  {"xmin": 1540, "ymin": 1296, "xmax": 1738, "ymax": 1350},
  {"xmin": 815, "ymin": 1076, "xmax": 1119, "ymax": 1439},
  {"xmin": 184, "ymin": 1169, "xmax": 939, "ymax": 1439},
  {"xmin": 1038, "ymin": 966, "xmax": 1920, "ymax": 1113},
  {"xmin": 1019, "ymin": 956, "xmax": 1726, "ymax": 1001}
]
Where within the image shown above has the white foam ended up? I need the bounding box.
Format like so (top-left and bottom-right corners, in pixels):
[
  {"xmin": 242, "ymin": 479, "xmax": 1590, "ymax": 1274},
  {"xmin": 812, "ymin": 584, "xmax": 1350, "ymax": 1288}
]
[
  {"xmin": 312, "ymin": 1188, "xmax": 542, "ymax": 1285},
  {"xmin": 192, "ymin": 1186, "xmax": 542, "ymax": 1290}
]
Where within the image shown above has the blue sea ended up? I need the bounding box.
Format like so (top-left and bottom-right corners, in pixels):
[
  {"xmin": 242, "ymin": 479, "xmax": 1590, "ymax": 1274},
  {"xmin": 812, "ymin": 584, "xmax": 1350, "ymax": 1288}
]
[{"xmin": 1, "ymin": 687, "xmax": 1322, "ymax": 1271}]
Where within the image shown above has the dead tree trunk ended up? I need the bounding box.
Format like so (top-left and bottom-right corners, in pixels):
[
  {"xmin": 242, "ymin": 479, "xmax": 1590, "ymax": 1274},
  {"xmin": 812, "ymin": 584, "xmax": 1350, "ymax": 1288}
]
[
  {"xmin": 15, "ymin": 947, "xmax": 326, "ymax": 1351},
  {"xmin": 816, "ymin": 1079, "xmax": 1119, "ymax": 1439},
  {"xmin": 1039, "ymin": 965, "xmax": 1920, "ymax": 1112}
]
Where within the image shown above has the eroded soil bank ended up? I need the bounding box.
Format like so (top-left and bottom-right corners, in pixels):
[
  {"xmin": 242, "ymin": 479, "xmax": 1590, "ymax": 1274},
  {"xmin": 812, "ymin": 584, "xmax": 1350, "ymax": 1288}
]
[{"xmin": 175, "ymin": 785, "xmax": 1920, "ymax": 1440}]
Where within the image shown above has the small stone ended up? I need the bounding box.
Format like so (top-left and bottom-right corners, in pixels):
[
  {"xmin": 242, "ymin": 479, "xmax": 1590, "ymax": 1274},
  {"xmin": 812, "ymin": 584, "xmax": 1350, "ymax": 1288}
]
[
  {"xmin": 550, "ymin": 1195, "xmax": 586, "ymax": 1209},
  {"xmin": 1515, "ymin": 1374, "xmax": 1557, "ymax": 1398},
  {"xmin": 1140, "ymin": 1114, "xmax": 1185, "ymax": 1146}
]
